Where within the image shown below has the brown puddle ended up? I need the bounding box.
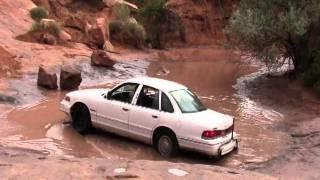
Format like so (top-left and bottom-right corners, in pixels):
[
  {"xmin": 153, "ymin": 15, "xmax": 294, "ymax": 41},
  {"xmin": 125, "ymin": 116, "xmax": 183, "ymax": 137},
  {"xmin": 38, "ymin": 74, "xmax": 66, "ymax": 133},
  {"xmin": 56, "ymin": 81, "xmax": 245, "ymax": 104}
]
[{"xmin": 0, "ymin": 47, "xmax": 289, "ymax": 167}]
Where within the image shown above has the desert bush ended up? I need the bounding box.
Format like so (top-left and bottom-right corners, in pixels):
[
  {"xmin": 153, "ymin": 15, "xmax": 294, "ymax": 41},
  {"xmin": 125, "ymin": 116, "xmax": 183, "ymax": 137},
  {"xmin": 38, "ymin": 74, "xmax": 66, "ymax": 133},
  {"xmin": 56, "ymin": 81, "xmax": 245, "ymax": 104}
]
[
  {"xmin": 138, "ymin": 0, "xmax": 166, "ymax": 17},
  {"xmin": 29, "ymin": 21, "xmax": 61, "ymax": 37},
  {"xmin": 30, "ymin": 7, "xmax": 48, "ymax": 22},
  {"xmin": 138, "ymin": 0, "xmax": 186, "ymax": 48},
  {"xmin": 302, "ymin": 51, "xmax": 320, "ymax": 88},
  {"xmin": 226, "ymin": 0, "xmax": 320, "ymax": 75},
  {"xmin": 109, "ymin": 20, "xmax": 123, "ymax": 35},
  {"xmin": 138, "ymin": 0, "xmax": 166, "ymax": 48},
  {"xmin": 109, "ymin": 18, "xmax": 146, "ymax": 48},
  {"xmin": 125, "ymin": 20, "xmax": 147, "ymax": 44},
  {"xmin": 113, "ymin": 4, "xmax": 131, "ymax": 22},
  {"xmin": 109, "ymin": 3, "xmax": 146, "ymax": 48},
  {"xmin": 87, "ymin": 0, "xmax": 103, "ymax": 6}
]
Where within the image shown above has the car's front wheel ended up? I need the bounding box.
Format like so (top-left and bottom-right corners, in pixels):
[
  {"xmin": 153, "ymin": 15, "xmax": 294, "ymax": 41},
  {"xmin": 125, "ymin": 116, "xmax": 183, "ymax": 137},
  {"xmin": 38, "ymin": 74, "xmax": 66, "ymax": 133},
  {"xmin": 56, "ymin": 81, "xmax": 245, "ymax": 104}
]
[
  {"xmin": 71, "ymin": 103, "xmax": 92, "ymax": 135},
  {"xmin": 156, "ymin": 130, "xmax": 179, "ymax": 158}
]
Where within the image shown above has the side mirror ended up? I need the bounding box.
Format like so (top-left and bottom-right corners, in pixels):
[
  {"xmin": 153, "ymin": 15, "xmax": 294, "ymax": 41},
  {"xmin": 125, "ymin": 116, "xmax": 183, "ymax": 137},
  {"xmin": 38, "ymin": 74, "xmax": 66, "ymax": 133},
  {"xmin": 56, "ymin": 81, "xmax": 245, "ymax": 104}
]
[{"xmin": 102, "ymin": 92, "xmax": 109, "ymax": 99}]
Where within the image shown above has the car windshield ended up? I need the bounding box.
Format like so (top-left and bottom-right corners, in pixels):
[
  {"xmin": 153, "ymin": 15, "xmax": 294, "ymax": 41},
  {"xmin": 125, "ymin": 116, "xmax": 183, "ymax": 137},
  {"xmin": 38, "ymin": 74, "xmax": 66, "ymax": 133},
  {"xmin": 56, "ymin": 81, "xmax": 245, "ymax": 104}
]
[{"xmin": 170, "ymin": 89, "xmax": 207, "ymax": 113}]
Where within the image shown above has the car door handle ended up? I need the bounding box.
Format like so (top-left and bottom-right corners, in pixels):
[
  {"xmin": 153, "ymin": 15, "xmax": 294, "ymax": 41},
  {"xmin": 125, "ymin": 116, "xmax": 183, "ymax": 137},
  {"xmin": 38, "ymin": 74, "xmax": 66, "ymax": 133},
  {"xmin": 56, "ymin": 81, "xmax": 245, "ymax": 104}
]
[
  {"xmin": 122, "ymin": 108, "xmax": 129, "ymax": 112},
  {"xmin": 152, "ymin": 115, "xmax": 158, "ymax": 119}
]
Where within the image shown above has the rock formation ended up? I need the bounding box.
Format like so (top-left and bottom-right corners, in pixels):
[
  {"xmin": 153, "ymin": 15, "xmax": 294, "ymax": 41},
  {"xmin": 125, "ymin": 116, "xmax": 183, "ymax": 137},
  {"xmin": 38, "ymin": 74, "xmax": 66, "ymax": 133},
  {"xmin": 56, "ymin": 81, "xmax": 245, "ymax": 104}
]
[{"xmin": 60, "ymin": 66, "xmax": 82, "ymax": 90}]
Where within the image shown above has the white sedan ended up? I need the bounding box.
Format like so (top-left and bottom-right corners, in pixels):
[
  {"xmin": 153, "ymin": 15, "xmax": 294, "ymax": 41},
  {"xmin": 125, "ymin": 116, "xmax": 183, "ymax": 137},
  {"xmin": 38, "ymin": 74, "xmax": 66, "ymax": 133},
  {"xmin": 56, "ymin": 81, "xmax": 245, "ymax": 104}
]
[{"xmin": 60, "ymin": 77, "xmax": 238, "ymax": 158}]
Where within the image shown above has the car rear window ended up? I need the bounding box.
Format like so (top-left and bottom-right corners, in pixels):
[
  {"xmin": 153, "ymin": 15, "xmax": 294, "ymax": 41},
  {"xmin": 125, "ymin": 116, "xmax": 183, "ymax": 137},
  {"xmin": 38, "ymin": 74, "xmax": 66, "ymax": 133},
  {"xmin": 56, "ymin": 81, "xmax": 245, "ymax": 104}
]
[{"xmin": 161, "ymin": 92, "xmax": 174, "ymax": 113}]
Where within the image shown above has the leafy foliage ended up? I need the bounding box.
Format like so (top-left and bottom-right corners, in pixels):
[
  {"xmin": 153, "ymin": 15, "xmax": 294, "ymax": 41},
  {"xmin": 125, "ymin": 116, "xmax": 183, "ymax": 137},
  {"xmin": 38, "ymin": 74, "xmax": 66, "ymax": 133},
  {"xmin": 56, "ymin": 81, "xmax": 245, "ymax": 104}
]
[
  {"xmin": 113, "ymin": 4, "xmax": 131, "ymax": 22},
  {"xmin": 29, "ymin": 21, "xmax": 61, "ymax": 37},
  {"xmin": 109, "ymin": 20, "xmax": 123, "ymax": 35},
  {"xmin": 302, "ymin": 51, "xmax": 320, "ymax": 88},
  {"xmin": 138, "ymin": 0, "xmax": 166, "ymax": 18},
  {"xmin": 109, "ymin": 5, "xmax": 146, "ymax": 48},
  {"xmin": 226, "ymin": 0, "xmax": 320, "ymax": 73},
  {"xmin": 137, "ymin": 0, "xmax": 167, "ymax": 48},
  {"xmin": 30, "ymin": 6, "xmax": 49, "ymax": 22}
]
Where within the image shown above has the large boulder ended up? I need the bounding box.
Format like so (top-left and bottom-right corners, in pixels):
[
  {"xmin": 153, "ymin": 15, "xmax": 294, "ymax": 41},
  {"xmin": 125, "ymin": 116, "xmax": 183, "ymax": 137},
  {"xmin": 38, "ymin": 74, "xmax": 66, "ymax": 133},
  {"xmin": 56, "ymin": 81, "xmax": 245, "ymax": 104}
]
[
  {"xmin": 60, "ymin": 66, "xmax": 82, "ymax": 90},
  {"xmin": 37, "ymin": 65, "xmax": 58, "ymax": 89},
  {"xmin": 91, "ymin": 50, "xmax": 116, "ymax": 67}
]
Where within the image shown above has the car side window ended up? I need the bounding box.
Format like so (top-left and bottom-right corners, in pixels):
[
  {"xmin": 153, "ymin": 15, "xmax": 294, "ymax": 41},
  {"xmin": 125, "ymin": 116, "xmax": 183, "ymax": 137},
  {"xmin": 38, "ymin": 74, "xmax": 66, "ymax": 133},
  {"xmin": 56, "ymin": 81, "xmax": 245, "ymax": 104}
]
[
  {"xmin": 161, "ymin": 92, "xmax": 174, "ymax": 113},
  {"xmin": 136, "ymin": 86, "xmax": 159, "ymax": 110},
  {"xmin": 109, "ymin": 83, "xmax": 139, "ymax": 104}
]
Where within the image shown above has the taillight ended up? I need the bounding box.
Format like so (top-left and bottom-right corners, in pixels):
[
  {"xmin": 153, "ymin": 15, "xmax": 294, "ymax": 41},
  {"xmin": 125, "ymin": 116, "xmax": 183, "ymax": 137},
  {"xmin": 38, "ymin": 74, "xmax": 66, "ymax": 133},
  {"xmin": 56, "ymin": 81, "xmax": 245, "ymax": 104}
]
[
  {"xmin": 202, "ymin": 130, "xmax": 221, "ymax": 139},
  {"xmin": 202, "ymin": 123, "xmax": 235, "ymax": 140}
]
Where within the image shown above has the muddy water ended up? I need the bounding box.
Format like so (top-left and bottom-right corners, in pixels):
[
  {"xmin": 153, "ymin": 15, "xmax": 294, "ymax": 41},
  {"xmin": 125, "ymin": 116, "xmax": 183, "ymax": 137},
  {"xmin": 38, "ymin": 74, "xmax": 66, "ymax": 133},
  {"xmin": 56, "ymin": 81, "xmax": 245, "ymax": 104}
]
[
  {"xmin": 0, "ymin": 49, "xmax": 289, "ymax": 167},
  {"xmin": 148, "ymin": 58, "xmax": 289, "ymax": 166}
]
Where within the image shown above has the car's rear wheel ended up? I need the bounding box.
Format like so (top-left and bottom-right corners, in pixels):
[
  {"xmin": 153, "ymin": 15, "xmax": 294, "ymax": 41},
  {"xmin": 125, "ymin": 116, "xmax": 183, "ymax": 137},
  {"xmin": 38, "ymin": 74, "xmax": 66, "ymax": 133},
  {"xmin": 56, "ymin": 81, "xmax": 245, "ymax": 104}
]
[
  {"xmin": 156, "ymin": 130, "xmax": 179, "ymax": 158},
  {"xmin": 71, "ymin": 104, "xmax": 92, "ymax": 135}
]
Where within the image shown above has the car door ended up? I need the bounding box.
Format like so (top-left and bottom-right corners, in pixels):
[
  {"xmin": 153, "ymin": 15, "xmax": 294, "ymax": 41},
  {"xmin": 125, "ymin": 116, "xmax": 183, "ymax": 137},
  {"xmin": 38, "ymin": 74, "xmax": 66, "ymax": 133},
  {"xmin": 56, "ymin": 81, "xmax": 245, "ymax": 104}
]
[
  {"xmin": 96, "ymin": 83, "xmax": 140, "ymax": 133},
  {"xmin": 129, "ymin": 85, "xmax": 160, "ymax": 142}
]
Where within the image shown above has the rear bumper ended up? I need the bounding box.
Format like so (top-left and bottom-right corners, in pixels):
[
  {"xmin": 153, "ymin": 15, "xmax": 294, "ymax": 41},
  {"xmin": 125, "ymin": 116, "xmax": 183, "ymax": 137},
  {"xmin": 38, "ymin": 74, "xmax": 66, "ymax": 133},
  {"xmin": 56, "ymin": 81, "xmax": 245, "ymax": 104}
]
[
  {"xmin": 179, "ymin": 134, "xmax": 239, "ymax": 157},
  {"xmin": 197, "ymin": 138, "xmax": 238, "ymax": 157}
]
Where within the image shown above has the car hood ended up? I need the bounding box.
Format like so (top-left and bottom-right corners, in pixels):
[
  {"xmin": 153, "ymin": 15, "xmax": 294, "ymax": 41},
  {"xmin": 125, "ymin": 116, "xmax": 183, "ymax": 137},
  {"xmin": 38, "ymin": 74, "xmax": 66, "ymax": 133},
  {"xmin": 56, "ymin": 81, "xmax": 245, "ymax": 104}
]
[
  {"xmin": 182, "ymin": 109, "xmax": 234, "ymax": 130},
  {"xmin": 68, "ymin": 88, "xmax": 109, "ymax": 99}
]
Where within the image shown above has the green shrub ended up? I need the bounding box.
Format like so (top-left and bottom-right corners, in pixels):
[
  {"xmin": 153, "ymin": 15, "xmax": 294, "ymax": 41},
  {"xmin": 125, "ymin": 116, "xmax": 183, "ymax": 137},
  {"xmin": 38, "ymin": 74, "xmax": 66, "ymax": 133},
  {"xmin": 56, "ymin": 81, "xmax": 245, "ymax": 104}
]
[
  {"xmin": 30, "ymin": 7, "xmax": 48, "ymax": 22},
  {"xmin": 109, "ymin": 4, "xmax": 147, "ymax": 48},
  {"xmin": 113, "ymin": 4, "xmax": 130, "ymax": 21},
  {"xmin": 29, "ymin": 22, "xmax": 41, "ymax": 33},
  {"xmin": 138, "ymin": 0, "xmax": 166, "ymax": 19},
  {"xmin": 109, "ymin": 18, "xmax": 146, "ymax": 47},
  {"xmin": 45, "ymin": 21, "xmax": 61, "ymax": 37},
  {"xmin": 87, "ymin": 0, "xmax": 103, "ymax": 7},
  {"xmin": 302, "ymin": 51, "xmax": 320, "ymax": 88},
  {"xmin": 109, "ymin": 20, "xmax": 123, "ymax": 35},
  {"xmin": 125, "ymin": 20, "xmax": 146, "ymax": 43},
  {"xmin": 29, "ymin": 21, "xmax": 61, "ymax": 37},
  {"xmin": 314, "ymin": 81, "xmax": 320, "ymax": 94},
  {"xmin": 138, "ymin": 0, "xmax": 167, "ymax": 48}
]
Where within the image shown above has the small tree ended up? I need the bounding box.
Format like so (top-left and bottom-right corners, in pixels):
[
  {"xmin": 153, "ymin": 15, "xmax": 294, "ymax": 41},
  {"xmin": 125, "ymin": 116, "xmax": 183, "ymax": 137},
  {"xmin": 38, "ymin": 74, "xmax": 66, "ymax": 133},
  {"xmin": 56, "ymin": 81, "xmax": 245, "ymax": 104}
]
[
  {"xmin": 30, "ymin": 7, "xmax": 48, "ymax": 22},
  {"xmin": 226, "ymin": 0, "xmax": 320, "ymax": 74},
  {"xmin": 138, "ymin": 0, "xmax": 167, "ymax": 48},
  {"xmin": 109, "ymin": 4, "xmax": 147, "ymax": 48}
]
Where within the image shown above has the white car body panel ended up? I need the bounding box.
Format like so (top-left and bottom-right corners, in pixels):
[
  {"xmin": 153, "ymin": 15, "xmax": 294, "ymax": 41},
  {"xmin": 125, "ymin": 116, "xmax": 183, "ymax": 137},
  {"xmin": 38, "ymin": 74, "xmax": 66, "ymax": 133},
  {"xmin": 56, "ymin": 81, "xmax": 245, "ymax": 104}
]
[{"xmin": 60, "ymin": 77, "xmax": 238, "ymax": 157}]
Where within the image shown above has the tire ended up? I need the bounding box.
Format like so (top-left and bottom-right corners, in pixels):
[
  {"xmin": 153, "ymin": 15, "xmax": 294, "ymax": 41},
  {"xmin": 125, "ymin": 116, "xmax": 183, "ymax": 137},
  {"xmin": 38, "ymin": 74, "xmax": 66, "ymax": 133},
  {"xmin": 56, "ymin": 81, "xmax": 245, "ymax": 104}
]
[
  {"xmin": 155, "ymin": 130, "xmax": 179, "ymax": 158},
  {"xmin": 71, "ymin": 104, "xmax": 92, "ymax": 135}
]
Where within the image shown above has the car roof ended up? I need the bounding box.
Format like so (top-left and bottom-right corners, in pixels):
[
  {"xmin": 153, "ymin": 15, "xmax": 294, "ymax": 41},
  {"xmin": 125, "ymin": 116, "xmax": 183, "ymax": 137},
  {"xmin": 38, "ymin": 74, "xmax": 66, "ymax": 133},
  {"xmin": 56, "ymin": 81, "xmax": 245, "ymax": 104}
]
[{"xmin": 125, "ymin": 77, "xmax": 187, "ymax": 93}]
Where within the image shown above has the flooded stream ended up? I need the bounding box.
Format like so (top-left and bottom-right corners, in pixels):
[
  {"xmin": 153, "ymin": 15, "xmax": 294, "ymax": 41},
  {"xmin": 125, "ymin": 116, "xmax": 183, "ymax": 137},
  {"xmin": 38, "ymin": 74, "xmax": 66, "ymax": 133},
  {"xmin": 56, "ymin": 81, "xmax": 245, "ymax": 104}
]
[{"xmin": 0, "ymin": 48, "xmax": 290, "ymax": 168}]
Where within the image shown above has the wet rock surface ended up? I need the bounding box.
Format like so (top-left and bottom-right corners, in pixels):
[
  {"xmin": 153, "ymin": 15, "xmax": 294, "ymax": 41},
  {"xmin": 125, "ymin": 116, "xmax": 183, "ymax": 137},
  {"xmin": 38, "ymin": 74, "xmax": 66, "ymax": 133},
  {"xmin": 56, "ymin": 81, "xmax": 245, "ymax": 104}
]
[
  {"xmin": 37, "ymin": 65, "xmax": 58, "ymax": 89},
  {"xmin": 60, "ymin": 66, "xmax": 82, "ymax": 90},
  {"xmin": 91, "ymin": 50, "xmax": 116, "ymax": 67},
  {"xmin": 0, "ymin": 146, "xmax": 275, "ymax": 180}
]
